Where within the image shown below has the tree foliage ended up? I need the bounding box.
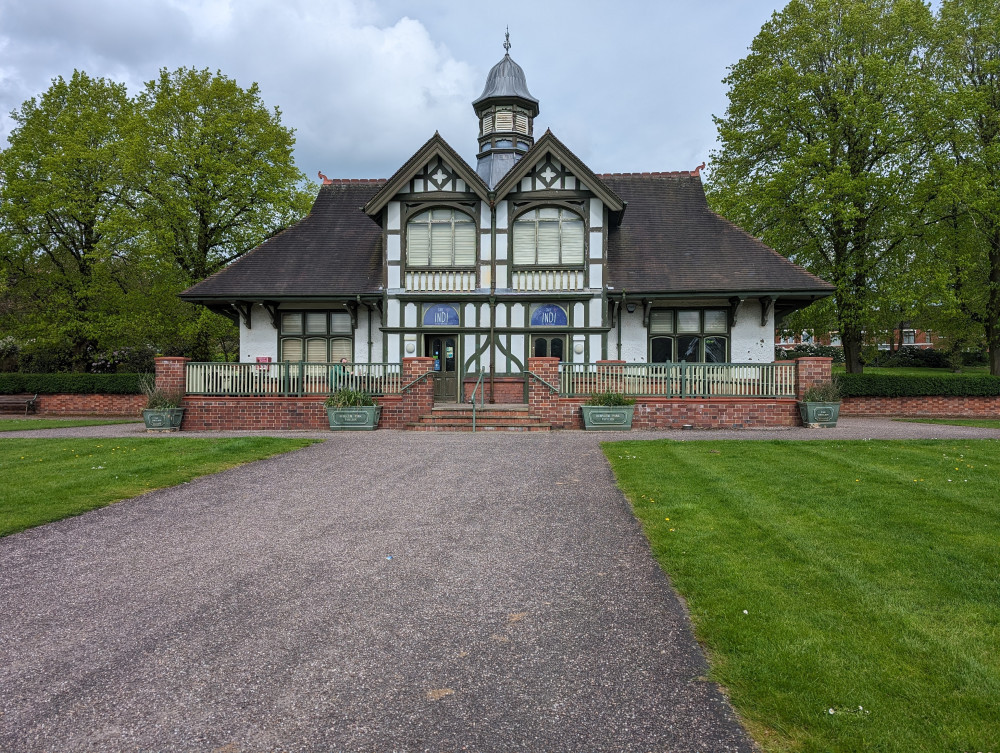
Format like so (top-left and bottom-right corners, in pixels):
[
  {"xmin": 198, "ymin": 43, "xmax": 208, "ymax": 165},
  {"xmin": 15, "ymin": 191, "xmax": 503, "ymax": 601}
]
[
  {"xmin": 922, "ymin": 0, "xmax": 1000, "ymax": 375},
  {"xmin": 709, "ymin": 0, "xmax": 933, "ymax": 373},
  {"xmin": 0, "ymin": 68, "xmax": 312, "ymax": 370}
]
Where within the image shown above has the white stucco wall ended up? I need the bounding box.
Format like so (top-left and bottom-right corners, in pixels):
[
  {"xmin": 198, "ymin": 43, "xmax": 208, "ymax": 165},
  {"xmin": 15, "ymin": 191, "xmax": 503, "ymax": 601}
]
[
  {"xmin": 618, "ymin": 309, "xmax": 648, "ymax": 362},
  {"xmin": 731, "ymin": 300, "xmax": 774, "ymax": 363},
  {"xmin": 240, "ymin": 305, "xmax": 278, "ymax": 362}
]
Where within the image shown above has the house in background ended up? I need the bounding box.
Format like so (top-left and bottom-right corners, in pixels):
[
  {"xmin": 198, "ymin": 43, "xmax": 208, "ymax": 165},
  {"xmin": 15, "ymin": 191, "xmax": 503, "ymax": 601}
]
[{"xmin": 175, "ymin": 43, "xmax": 834, "ymax": 429}]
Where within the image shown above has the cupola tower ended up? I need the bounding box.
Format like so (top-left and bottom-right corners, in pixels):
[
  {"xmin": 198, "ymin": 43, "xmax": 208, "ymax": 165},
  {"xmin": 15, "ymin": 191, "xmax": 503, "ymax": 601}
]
[{"xmin": 473, "ymin": 31, "xmax": 539, "ymax": 188}]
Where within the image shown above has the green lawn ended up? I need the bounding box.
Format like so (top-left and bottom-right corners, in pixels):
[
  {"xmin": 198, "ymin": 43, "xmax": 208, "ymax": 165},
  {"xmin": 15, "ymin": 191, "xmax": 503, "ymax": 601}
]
[
  {"xmin": 605, "ymin": 439, "xmax": 1000, "ymax": 753},
  {"xmin": 0, "ymin": 417, "xmax": 140, "ymax": 432},
  {"xmin": 897, "ymin": 418, "xmax": 1000, "ymax": 429},
  {"xmin": 831, "ymin": 365, "xmax": 989, "ymax": 376},
  {"xmin": 0, "ymin": 437, "xmax": 319, "ymax": 537}
]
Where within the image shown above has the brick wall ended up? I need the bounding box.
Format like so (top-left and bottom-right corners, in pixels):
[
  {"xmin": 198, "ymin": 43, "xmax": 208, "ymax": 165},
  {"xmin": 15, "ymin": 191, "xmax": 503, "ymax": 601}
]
[
  {"xmin": 543, "ymin": 396, "xmax": 799, "ymax": 430},
  {"xmin": 794, "ymin": 357, "xmax": 833, "ymax": 399},
  {"xmin": 35, "ymin": 394, "xmax": 146, "ymax": 416},
  {"xmin": 842, "ymin": 396, "xmax": 1000, "ymax": 418},
  {"xmin": 154, "ymin": 356, "xmax": 189, "ymax": 395},
  {"xmin": 462, "ymin": 376, "xmax": 525, "ymax": 404},
  {"xmin": 181, "ymin": 397, "xmax": 328, "ymax": 430}
]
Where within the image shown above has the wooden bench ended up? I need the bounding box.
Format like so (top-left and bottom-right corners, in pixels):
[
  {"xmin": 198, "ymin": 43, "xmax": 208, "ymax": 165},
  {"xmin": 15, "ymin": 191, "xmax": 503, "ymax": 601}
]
[{"xmin": 0, "ymin": 393, "xmax": 38, "ymax": 416}]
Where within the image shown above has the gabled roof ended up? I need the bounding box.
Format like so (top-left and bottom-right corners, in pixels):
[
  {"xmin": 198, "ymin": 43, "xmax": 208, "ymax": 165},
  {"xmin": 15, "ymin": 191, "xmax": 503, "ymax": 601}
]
[
  {"xmin": 180, "ymin": 181, "xmax": 385, "ymax": 301},
  {"xmin": 492, "ymin": 130, "xmax": 625, "ymax": 213},
  {"xmin": 603, "ymin": 173, "xmax": 834, "ymax": 297},
  {"xmin": 363, "ymin": 132, "xmax": 490, "ymax": 217}
]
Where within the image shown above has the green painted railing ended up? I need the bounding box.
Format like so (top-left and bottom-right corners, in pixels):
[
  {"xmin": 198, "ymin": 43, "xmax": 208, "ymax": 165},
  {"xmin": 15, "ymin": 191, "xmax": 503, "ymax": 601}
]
[
  {"xmin": 469, "ymin": 370, "xmax": 486, "ymax": 433},
  {"xmin": 559, "ymin": 362, "xmax": 796, "ymax": 398},
  {"xmin": 186, "ymin": 362, "xmax": 403, "ymax": 397}
]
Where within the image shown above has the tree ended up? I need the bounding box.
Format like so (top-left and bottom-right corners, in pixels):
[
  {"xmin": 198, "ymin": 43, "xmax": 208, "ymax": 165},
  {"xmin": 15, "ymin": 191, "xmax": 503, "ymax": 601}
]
[
  {"xmin": 708, "ymin": 0, "xmax": 933, "ymax": 373},
  {"xmin": 924, "ymin": 0, "xmax": 1000, "ymax": 375},
  {"xmin": 129, "ymin": 67, "xmax": 314, "ymax": 282},
  {"xmin": 0, "ymin": 71, "xmax": 136, "ymax": 370}
]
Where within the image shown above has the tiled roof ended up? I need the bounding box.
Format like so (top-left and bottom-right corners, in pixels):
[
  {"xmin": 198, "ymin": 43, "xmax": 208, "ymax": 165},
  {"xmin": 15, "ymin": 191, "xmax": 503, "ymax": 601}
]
[
  {"xmin": 180, "ymin": 181, "xmax": 385, "ymax": 300},
  {"xmin": 603, "ymin": 173, "xmax": 833, "ymax": 295}
]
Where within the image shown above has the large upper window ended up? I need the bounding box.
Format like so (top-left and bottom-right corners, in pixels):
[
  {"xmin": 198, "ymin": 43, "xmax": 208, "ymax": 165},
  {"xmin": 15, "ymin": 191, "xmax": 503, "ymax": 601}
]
[
  {"xmin": 280, "ymin": 311, "xmax": 352, "ymax": 362},
  {"xmin": 649, "ymin": 309, "xmax": 729, "ymax": 363},
  {"xmin": 406, "ymin": 209, "xmax": 476, "ymax": 267},
  {"xmin": 512, "ymin": 208, "xmax": 584, "ymax": 266}
]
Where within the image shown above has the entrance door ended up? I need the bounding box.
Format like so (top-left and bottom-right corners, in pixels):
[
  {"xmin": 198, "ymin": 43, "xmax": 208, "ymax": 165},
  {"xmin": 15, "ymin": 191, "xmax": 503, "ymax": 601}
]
[{"xmin": 425, "ymin": 334, "xmax": 459, "ymax": 402}]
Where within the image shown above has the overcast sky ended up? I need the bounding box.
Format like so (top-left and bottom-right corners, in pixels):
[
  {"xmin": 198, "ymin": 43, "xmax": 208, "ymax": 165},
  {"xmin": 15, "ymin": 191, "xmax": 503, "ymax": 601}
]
[{"xmin": 0, "ymin": 0, "xmax": 791, "ymax": 181}]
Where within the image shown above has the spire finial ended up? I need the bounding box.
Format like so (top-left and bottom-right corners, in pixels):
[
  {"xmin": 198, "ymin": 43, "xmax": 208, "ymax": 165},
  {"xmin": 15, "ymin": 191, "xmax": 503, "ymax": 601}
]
[{"xmin": 503, "ymin": 27, "xmax": 511, "ymax": 53}]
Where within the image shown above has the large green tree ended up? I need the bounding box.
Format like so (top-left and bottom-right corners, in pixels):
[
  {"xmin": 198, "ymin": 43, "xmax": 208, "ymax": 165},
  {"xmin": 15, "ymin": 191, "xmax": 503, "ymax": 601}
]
[
  {"xmin": 924, "ymin": 0, "xmax": 1000, "ymax": 375},
  {"xmin": 0, "ymin": 67, "xmax": 313, "ymax": 368},
  {"xmin": 708, "ymin": 0, "xmax": 933, "ymax": 372},
  {"xmin": 129, "ymin": 67, "xmax": 314, "ymax": 282},
  {"xmin": 0, "ymin": 71, "xmax": 137, "ymax": 369}
]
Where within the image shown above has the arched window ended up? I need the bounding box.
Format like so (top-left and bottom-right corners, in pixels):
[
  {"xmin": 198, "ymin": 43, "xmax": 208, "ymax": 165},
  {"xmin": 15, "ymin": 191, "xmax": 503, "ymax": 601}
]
[
  {"xmin": 512, "ymin": 207, "xmax": 584, "ymax": 266},
  {"xmin": 406, "ymin": 209, "xmax": 476, "ymax": 267}
]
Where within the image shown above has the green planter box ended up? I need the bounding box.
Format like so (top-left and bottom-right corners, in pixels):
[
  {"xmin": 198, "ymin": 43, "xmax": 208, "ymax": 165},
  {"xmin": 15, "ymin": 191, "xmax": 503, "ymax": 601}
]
[
  {"xmin": 327, "ymin": 405, "xmax": 382, "ymax": 431},
  {"xmin": 142, "ymin": 408, "xmax": 185, "ymax": 432},
  {"xmin": 798, "ymin": 401, "xmax": 841, "ymax": 428},
  {"xmin": 581, "ymin": 404, "xmax": 635, "ymax": 431}
]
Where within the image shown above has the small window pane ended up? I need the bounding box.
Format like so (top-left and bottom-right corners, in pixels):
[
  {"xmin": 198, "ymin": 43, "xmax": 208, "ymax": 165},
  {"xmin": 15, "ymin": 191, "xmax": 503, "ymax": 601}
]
[
  {"xmin": 281, "ymin": 313, "xmax": 302, "ymax": 335},
  {"xmin": 330, "ymin": 338, "xmax": 352, "ymax": 362},
  {"xmin": 431, "ymin": 208, "xmax": 452, "ymax": 221},
  {"xmin": 512, "ymin": 223, "xmax": 535, "ymax": 265},
  {"xmin": 677, "ymin": 311, "xmax": 701, "ymax": 333},
  {"xmin": 561, "ymin": 219, "xmax": 584, "ymax": 265},
  {"xmin": 538, "ymin": 207, "xmax": 559, "ymax": 219},
  {"xmin": 678, "ymin": 335, "xmax": 701, "ymax": 362},
  {"xmin": 330, "ymin": 312, "xmax": 351, "ymax": 334},
  {"xmin": 407, "ymin": 223, "xmax": 429, "ymax": 266},
  {"xmin": 651, "ymin": 337, "xmax": 673, "ymax": 362},
  {"xmin": 649, "ymin": 311, "xmax": 673, "ymax": 334},
  {"xmin": 305, "ymin": 338, "xmax": 327, "ymax": 362},
  {"xmin": 453, "ymin": 223, "xmax": 476, "ymax": 266},
  {"xmin": 550, "ymin": 338, "xmax": 564, "ymax": 360},
  {"xmin": 282, "ymin": 338, "xmax": 303, "ymax": 362},
  {"xmin": 430, "ymin": 222, "xmax": 453, "ymax": 266},
  {"xmin": 533, "ymin": 338, "xmax": 548, "ymax": 358},
  {"xmin": 704, "ymin": 310, "xmax": 728, "ymax": 333},
  {"xmin": 705, "ymin": 337, "xmax": 727, "ymax": 363},
  {"xmin": 536, "ymin": 221, "xmax": 560, "ymax": 265},
  {"xmin": 305, "ymin": 312, "xmax": 327, "ymax": 335}
]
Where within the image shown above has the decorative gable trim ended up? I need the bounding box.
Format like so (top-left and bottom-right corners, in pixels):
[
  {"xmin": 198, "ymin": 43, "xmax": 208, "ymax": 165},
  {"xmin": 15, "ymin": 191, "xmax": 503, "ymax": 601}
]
[
  {"xmin": 492, "ymin": 130, "xmax": 625, "ymax": 213},
  {"xmin": 364, "ymin": 133, "xmax": 490, "ymax": 217}
]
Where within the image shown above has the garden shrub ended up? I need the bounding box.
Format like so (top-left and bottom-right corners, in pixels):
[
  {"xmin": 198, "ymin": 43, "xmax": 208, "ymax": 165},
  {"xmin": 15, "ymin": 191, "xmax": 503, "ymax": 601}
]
[
  {"xmin": 835, "ymin": 373, "xmax": 1000, "ymax": 397},
  {"xmin": 775, "ymin": 344, "xmax": 845, "ymax": 363},
  {"xmin": 0, "ymin": 373, "xmax": 149, "ymax": 395}
]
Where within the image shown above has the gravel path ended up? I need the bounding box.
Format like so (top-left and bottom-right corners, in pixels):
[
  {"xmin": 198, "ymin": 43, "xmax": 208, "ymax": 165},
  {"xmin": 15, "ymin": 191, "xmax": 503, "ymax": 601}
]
[
  {"xmin": 1, "ymin": 431, "xmax": 759, "ymax": 752},
  {"xmin": 2, "ymin": 419, "xmax": 997, "ymax": 752}
]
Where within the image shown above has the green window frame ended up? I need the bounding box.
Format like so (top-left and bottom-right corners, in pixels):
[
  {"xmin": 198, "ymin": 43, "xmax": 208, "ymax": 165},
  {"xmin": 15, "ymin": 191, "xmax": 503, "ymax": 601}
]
[
  {"xmin": 512, "ymin": 207, "xmax": 585, "ymax": 267},
  {"xmin": 279, "ymin": 311, "xmax": 353, "ymax": 362},
  {"xmin": 406, "ymin": 208, "xmax": 477, "ymax": 268},
  {"xmin": 649, "ymin": 309, "xmax": 729, "ymax": 363}
]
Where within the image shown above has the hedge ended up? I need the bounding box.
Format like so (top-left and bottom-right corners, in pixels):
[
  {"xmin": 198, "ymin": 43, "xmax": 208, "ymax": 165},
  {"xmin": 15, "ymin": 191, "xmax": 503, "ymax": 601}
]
[
  {"xmin": 836, "ymin": 373, "xmax": 1000, "ymax": 398},
  {"xmin": 0, "ymin": 373, "xmax": 149, "ymax": 395}
]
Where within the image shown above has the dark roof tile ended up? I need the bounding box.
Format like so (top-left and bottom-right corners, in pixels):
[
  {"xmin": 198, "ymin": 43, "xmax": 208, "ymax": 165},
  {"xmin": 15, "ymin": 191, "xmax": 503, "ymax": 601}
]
[
  {"xmin": 181, "ymin": 182, "xmax": 385, "ymax": 300},
  {"xmin": 603, "ymin": 174, "xmax": 833, "ymax": 295}
]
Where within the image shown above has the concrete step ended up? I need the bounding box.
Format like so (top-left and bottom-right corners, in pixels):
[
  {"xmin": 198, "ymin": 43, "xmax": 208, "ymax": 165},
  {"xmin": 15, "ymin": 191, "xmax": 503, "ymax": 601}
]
[{"xmin": 409, "ymin": 403, "xmax": 550, "ymax": 431}]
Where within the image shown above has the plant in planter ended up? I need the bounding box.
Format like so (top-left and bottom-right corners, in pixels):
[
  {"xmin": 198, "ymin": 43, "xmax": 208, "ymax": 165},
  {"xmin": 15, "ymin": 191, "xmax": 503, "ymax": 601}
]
[
  {"xmin": 799, "ymin": 381, "xmax": 841, "ymax": 428},
  {"xmin": 140, "ymin": 375, "xmax": 186, "ymax": 432},
  {"xmin": 581, "ymin": 391, "xmax": 637, "ymax": 431},
  {"xmin": 324, "ymin": 388, "xmax": 381, "ymax": 431}
]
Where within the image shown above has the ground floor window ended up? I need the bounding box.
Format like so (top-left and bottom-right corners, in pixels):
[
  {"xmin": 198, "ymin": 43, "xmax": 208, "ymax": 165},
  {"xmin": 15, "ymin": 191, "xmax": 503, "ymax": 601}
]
[
  {"xmin": 532, "ymin": 334, "xmax": 566, "ymax": 359},
  {"xmin": 279, "ymin": 311, "xmax": 353, "ymax": 362},
  {"xmin": 649, "ymin": 309, "xmax": 729, "ymax": 363}
]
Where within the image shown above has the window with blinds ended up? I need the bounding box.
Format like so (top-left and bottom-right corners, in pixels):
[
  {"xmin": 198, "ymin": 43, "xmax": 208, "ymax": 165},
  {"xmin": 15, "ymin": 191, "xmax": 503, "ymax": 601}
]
[
  {"xmin": 512, "ymin": 208, "xmax": 585, "ymax": 266},
  {"xmin": 279, "ymin": 311, "xmax": 353, "ymax": 362},
  {"xmin": 406, "ymin": 209, "xmax": 476, "ymax": 267},
  {"xmin": 648, "ymin": 310, "xmax": 729, "ymax": 363}
]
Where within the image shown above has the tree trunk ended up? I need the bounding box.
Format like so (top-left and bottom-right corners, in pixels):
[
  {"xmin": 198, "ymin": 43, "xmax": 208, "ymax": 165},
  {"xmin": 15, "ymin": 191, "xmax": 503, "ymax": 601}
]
[
  {"xmin": 841, "ymin": 325, "xmax": 865, "ymax": 374},
  {"xmin": 989, "ymin": 230, "xmax": 1000, "ymax": 376}
]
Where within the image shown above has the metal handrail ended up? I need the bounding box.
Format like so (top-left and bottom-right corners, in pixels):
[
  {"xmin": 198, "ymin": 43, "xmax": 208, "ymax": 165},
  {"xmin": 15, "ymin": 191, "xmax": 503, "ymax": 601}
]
[
  {"xmin": 524, "ymin": 370, "xmax": 560, "ymax": 394},
  {"xmin": 469, "ymin": 370, "xmax": 486, "ymax": 432}
]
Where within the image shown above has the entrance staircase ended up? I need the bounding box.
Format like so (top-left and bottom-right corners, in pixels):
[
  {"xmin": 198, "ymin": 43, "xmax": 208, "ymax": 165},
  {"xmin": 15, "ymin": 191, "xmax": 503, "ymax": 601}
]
[{"xmin": 409, "ymin": 403, "xmax": 551, "ymax": 432}]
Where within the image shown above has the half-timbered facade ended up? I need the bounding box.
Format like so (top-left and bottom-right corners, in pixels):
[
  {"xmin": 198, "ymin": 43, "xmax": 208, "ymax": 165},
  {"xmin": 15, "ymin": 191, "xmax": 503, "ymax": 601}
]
[{"xmin": 181, "ymin": 47, "xmax": 833, "ymax": 410}]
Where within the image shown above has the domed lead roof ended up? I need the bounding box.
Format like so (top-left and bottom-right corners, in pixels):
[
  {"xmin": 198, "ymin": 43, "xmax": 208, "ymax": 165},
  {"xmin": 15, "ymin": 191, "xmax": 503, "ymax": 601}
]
[{"xmin": 472, "ymin": 54, "xmax": 539, "ymax": 113}]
